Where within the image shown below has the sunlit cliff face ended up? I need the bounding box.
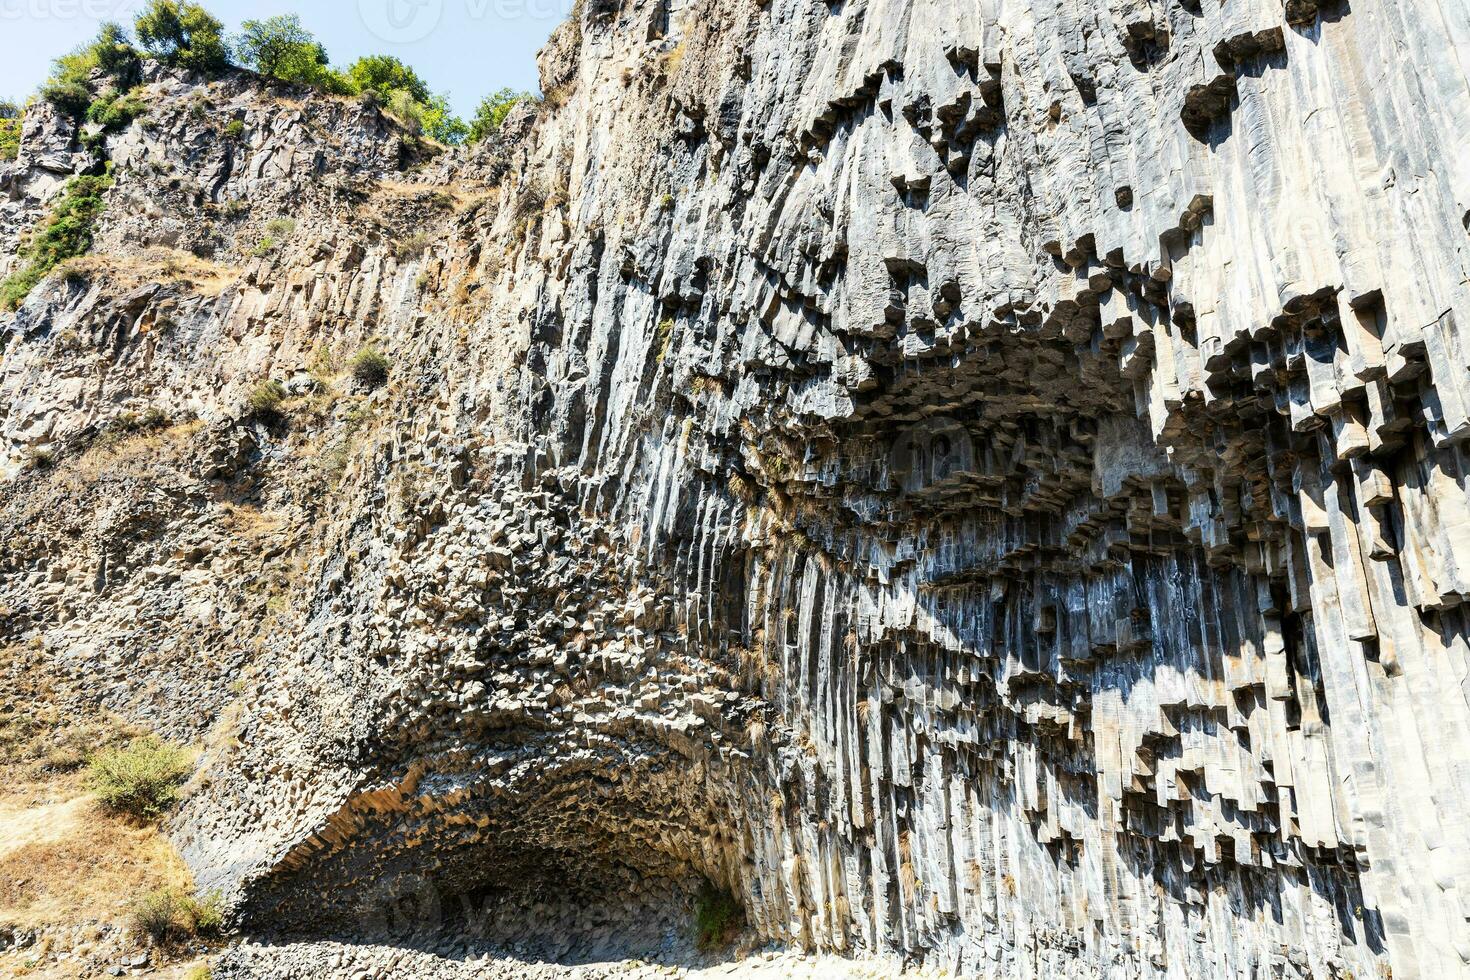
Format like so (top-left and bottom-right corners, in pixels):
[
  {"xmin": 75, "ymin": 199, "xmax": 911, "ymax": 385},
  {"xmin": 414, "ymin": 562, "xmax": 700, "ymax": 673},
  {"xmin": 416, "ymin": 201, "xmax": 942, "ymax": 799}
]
[{"xmin": 0, "ymin": 0, "xmax": 1451, "ymax": 974}]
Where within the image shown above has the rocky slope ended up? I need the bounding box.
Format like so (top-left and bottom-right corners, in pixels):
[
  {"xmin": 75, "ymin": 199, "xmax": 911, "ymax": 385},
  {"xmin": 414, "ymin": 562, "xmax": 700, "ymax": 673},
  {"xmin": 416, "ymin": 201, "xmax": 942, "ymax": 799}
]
[{"xmin": 3, "ymin": 0, "xmax": 1470, "ymax": 977}]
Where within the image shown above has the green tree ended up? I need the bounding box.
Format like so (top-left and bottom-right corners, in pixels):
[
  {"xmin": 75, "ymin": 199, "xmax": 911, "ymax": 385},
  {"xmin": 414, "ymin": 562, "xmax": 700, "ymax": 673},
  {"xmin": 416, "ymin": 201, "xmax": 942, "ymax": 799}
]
[
  {"xmin": 422, "ymin": 93, "xmax": 467, "ymax": 145},
  {"xmin": 234, "ymin": 14, "xmax": 331, "ymax": 86},
  {"xmin": 91, "ymin": 22, "xmax": 143, "ymax": 80},
  {"xmin": 345, "ymin": 55, "xmax": 430, "ymax": 104},
  {"xmin": 385, "ymin": 88, "xmax": 424, "ymax": 134},
  {"xmin": 383, "ymin": 89, "xmax": 465, "ymax": 145},
  {"xmin": 40, "ymin": 23, "xmax": 142, "ymax": 116},
  {"xmin": 0, "ymin": 100, "xmax": 21, "ymax": 162},
  {"xmin": 467, "ymin": 88, "xmax": 532, "ymax": 143},
  {"xmin": 134, "ymin": 0, "xmax": 229, "ymax": 75}
]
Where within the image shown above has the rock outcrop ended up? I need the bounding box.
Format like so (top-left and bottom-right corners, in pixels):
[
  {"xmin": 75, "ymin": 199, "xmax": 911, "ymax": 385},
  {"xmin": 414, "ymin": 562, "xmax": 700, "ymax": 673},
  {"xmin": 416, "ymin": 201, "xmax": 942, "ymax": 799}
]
[{"xmin": 4, "ymin": 0, "xmax": 1470, "ymax": 977}]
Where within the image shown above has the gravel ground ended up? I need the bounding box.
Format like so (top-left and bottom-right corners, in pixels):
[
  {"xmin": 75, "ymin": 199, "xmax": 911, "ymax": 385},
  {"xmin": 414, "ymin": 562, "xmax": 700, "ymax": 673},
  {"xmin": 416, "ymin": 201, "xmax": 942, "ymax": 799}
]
[{"xmin": 213, "ymin": 941, "xmax": 935, "ymax": 979}]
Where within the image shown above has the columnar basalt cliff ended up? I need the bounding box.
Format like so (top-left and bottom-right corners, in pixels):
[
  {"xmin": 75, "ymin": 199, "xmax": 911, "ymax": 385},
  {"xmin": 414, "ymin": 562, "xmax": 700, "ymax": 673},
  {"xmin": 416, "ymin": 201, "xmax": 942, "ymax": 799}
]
[{"xmin": 3, "ymin": 0, "xmax": 1470, "ymax": 977}]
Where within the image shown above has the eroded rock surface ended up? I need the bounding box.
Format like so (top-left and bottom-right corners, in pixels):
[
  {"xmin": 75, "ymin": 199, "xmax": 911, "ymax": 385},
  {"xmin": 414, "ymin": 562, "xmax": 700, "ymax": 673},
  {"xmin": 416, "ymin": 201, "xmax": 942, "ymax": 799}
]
[{"xmin": 3, "ymin": 0, "xmax": 1470, "ymax": 977}]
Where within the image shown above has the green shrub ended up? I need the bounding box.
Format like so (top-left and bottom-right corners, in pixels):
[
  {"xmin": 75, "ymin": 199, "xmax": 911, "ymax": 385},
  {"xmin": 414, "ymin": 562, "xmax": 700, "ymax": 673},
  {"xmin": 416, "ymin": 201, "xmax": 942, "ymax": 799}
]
[
  {"xmin": 90, "ymin": 23, "xmax": 143, "ymax": 81},
  {"xmin": 249, "ymin": 220, "xmax": 293, "ymax": 258},
  {"xmin": 420, "ymin": 94, "xmax": 467, "ymax": 145},
  {"xmin": 393, "ymin": 232, "xmax": 430, "ymax": 261},
  {"xmin": 223, "ymin": 118, "xmax": 244, "ymax": 140},
  {"xmin": 87, "ymin": 736, "xmax": 192, "ymax": 819},
  {"xmin": 87, "ymin": 86, "xmax": 148, "ymax": 130},
  {"xmin": 0, "ymin": 171, "xmax": 112, "ymax": 310},
  {"xmin": 25, "ymin": 447, "xmax": 56, "ymax": 471},
  {"xmin": 247, "ymin": 379, "xmax": 287, "ymax": 417},
  {"xmin": 693, "ymin": 881, "xmax": 742, "ymax": 950},
  {"xmin": 135, "ymin": 0, "xmax": 229, "ymax": 76},
  {"xmin": 385, "ymin": 89, "xmax": 424, "ymax": 135},
  {"xmin": 188, "ymin": 891, "xmax": 224, "ymax": 934},
  {"xmin": 349, "ymin": 347, "xmax": 389, "ymax": 388},
  {"xmin": 41, "ymin": 23, "xmax": 141, "ymax": 115},
  {"xmin": 467, "ymin": 88, "xmax": 533, "ymax": 143},
  {"xmin": 346, "ymin": 55, "xmax": 430, "ymax": 104},
  {"xmin": 264, "ymin": 216, "xmax": 295, "ymax": 239},
  {"xmin": 40, "ymin": 80, "xmax": 93, "ymax": 119},
  {"xmin": 382, "ymin": 89, "xmax": 465, "ymax": 145},
  {"xmin": 79, "ymin": 127, "xmax": 108, "ymax": 155},
  {"xmin": 129, "ymin": 888, "xmax": 223, "ymax": 946},
  {"xmin": 0, "ymin": 101, "xmax": 22, "ymax": 161}
]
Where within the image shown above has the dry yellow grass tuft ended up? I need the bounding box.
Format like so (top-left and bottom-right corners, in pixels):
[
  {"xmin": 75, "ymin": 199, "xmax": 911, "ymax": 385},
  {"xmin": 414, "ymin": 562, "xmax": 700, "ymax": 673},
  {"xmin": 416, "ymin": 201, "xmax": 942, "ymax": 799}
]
[
  {"xmin": 371, "ymin": 179, "xmax": 497, "ymax": 215},
  {"xmin": 57, "ymin": 248, "xmax": 235, "ymax": 297},
  {"xmin": 60, "ymin": 420, "xmax": 206, "ymax": 488}
]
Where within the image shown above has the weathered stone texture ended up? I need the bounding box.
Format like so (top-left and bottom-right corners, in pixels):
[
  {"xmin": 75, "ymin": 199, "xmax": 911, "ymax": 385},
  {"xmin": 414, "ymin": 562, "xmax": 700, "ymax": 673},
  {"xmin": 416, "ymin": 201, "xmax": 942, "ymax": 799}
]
[{"xmin": 3, "ymin": 0, "xmax": 1470, "ymax": 977}]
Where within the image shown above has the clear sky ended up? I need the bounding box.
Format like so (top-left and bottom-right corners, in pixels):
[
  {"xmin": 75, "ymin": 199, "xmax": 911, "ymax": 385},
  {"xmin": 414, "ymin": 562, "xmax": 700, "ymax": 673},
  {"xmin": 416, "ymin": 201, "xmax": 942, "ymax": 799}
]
[{"xmin": 0, "ymin": 0, "xmax": 568, "ymax": 117}]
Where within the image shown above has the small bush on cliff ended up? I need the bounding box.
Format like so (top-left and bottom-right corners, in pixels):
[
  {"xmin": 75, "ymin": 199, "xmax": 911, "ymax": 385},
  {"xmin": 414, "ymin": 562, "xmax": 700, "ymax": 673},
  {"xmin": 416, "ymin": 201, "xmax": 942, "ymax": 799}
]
[
  {"xmin": 87, "ymin": 736, "xmax": 192, "ymax": 820},
  {"xmin": 382, "ymin": 88, "xmax": 466, "ymax": 145},
  {"xmin": 654, "ymin": 316, "xmax": 675, "ymax": 363},
  {"xmin": 0, "ymin": 171, "xmax": 113, "ymax": 311},
  {"xmin": 247, "ymin": 380, "xmax": 288, "ymax": 418},
  {"xmin": 86, "ymin": 86, "xmax": 148, "ymax": 131},
  {"xmin": 349, "ymin": 347, "xmax": 390, "ymax": 389},
  {"xmin": 393, "ymin": 232, "xmax": 431, "ymax": 261},
  {"xmin": 129, "ymin": 887, "xmax": 223, "ymax": 945},
  {"xmin": 249, "ymin": 218, "xmax": 293, "ymax": 257},
  {"xmin": 41, "ymin": 23, "xmax": 142, "ymax": 115},
  {"xmin": 135, "ymin": 0, "xmax": 230, "ymax": 76},
  {"xmin": 467, "ymin": 88, "xmax": 533, "ymax": 143},
  {"xmin": 0, "ymin": 100, "xmax": 22, "ymax": 161},
  {"xmin": 693, "ymin": 881, "xmax": 742, "ymax": 950},
  {"xmin": 264, "ymin": 217, "xmax": 295, "ymax": 240}
]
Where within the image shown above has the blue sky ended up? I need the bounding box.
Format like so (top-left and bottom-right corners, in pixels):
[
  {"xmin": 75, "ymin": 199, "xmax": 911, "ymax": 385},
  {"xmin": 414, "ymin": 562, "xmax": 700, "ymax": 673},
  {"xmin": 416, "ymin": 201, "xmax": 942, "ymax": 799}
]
[{"xmin": 0, "ymin": 0, "xmax": 568, "ymax": 117}]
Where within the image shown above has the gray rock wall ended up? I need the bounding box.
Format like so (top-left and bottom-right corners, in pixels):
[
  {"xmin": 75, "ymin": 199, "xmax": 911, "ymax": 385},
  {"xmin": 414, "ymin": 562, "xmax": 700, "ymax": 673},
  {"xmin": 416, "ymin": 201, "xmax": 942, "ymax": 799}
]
[{"xmin": 3, "ymin": 0, "xmax": 1470, "ymax": 976}]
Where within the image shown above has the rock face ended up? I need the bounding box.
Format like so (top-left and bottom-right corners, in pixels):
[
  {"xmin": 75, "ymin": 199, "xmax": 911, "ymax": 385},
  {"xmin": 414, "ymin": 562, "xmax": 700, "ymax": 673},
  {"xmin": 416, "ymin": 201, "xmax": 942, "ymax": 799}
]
[{"xmin": 3, "ymin": 0, "xmax": 1470, "ymax": 977}]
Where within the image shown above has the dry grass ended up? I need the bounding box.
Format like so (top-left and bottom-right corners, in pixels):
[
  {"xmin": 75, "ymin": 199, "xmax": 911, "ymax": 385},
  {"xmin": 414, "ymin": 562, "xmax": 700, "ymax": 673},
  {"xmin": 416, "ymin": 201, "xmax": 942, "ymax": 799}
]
[
  {"xmin": 216, "ymin": 501, "xmax": 287, "ymax": 540},
  {"xmin": 0, "ymin": 802, "xmax": 193, "ymax": 929},
  {"xmin": 372, "ymin": 179, "xmax": 497, "ymax": 213},
  {"xmin": 0, "ymin": 699, "xmax": 192, "ymax": 933},
  {"xmin": 58, "ymin": 249, "xmax": 235, "ymax": 298},
  {"xmin": 61, "ymin": 420, "xmax": 205, "ymax": 487}
]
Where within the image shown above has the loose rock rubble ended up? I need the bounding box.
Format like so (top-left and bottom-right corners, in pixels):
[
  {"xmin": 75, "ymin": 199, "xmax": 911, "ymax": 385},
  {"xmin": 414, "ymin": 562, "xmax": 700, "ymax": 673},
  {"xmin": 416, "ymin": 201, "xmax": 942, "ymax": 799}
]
[
  {"xmin": 215, "ymin": 942, "xmax": 927, "ymax": 979},
  {"xmin": 3, "ymin": 0, "xmax": 1470, "ymax": 978}
]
